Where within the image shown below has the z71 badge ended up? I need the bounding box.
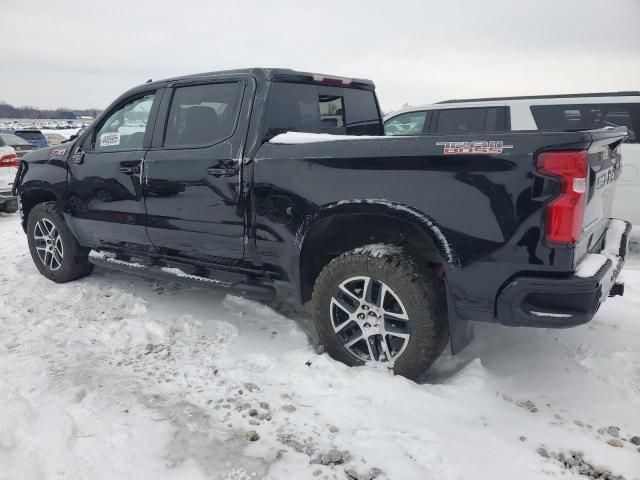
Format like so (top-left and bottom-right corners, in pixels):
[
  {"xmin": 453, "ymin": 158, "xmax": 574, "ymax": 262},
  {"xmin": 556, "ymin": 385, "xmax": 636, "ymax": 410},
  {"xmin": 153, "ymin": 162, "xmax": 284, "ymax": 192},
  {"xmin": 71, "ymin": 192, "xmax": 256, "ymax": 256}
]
[
  {"xmin": 436, "ymin": 141, "xmax": 514, "ymax": 155},
  {"xmin": 50, "ymin": 149, "xmax": 66, "ymax": 157}
]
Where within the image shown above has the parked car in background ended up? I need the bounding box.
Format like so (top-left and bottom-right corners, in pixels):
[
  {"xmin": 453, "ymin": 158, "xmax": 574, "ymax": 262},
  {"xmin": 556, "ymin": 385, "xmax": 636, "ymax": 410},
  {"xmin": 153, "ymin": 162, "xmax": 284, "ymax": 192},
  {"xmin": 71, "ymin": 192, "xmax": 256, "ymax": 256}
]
[
  {"xmin": 13, "ymin": 129, "xmax": 48, "ymax": 149},
  {"xmin": 384, "ymin": 92, "xmax": 640, "ymax": 224},
  {"xmin": 0, "ymin": 133, "xmax": 37, "ymax": 159},
  {"xmin": 44, "ymin": 132, "xmax": 67, "ymax": 146},
  {"xmin": 0, "ymin": 140, "xmax": 19, "ymax": 213}
]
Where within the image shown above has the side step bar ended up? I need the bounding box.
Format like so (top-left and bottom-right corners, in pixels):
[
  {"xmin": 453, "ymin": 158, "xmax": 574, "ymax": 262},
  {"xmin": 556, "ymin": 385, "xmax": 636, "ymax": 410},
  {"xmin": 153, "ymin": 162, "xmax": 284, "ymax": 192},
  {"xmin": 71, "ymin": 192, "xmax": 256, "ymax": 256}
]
[{"xmin": 88, "ymin": 251, "xmax": 276, "ymax": 302}]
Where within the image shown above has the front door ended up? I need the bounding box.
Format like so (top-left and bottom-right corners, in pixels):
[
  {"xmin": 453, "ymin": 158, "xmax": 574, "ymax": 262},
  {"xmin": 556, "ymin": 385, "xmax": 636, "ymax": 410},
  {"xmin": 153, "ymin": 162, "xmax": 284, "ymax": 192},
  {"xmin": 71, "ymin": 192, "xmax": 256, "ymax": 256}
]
[
  {"xmin": 143, "ymin": 77, "xmax": 251, "ymax": 264},
  {"xmin": 66, "ymin": 91, "xmax": 161, "ymax": 252}
]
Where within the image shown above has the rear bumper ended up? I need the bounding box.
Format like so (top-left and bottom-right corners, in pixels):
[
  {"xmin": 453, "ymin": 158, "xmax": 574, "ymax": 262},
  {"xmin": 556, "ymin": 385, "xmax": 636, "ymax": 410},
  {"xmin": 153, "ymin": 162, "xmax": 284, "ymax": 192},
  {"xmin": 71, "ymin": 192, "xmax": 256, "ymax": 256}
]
[
  {"xmin": 0, "ymin": 194, "xmax": 18, "ymax": 213},
  {"xmin": 496, "ymin": 219, "xmax": 631, "ymax": 328}
]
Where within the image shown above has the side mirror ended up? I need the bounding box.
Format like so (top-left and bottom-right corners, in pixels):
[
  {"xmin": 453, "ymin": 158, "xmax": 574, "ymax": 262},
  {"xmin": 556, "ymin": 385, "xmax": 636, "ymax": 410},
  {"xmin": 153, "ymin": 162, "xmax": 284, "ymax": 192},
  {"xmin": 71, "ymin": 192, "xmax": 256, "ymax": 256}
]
[{"xmin": 71, "ymin": 149, "xmax": 85, "ymax": 165}]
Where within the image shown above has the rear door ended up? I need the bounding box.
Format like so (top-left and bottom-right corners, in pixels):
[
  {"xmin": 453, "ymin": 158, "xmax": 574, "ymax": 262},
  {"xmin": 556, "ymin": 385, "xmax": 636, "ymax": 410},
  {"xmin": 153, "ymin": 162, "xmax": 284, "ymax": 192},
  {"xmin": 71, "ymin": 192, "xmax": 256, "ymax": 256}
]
[
  {"xmin": 142, "ymin": 75, "xmax": 252, "ymax": 263},
  {"xmin": 66, "ymin": 90, "xmax": 161, "ymax": 252}
]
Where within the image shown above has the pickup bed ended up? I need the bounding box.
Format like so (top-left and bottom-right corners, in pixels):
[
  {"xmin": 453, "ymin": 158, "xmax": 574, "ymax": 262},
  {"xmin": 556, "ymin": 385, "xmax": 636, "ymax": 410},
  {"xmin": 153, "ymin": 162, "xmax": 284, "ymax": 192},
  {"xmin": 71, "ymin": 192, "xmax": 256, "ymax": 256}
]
[{"xmin": 14, "ymin": 68, "xmax": 631, "ymax": 379}]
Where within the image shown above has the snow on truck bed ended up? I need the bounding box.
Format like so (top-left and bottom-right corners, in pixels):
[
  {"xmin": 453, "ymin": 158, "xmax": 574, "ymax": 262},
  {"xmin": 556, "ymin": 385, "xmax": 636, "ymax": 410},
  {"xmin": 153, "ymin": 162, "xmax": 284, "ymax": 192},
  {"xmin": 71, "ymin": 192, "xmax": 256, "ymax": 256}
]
[
  {"xmin": 1, "ymin": 213, "xmax": 639, "ymax": 480},
  {"xmin": 268, "ymin": 132, "xmax": 392, "ymax": 144}
]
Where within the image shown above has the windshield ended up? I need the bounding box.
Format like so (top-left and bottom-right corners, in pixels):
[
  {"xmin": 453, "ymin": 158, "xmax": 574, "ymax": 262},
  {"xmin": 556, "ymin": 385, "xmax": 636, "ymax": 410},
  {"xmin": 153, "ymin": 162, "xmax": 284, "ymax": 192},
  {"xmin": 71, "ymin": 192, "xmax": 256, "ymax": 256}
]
[{"xmin": 0, "ymin": 133, "xmax": 32, "ymax": 146}]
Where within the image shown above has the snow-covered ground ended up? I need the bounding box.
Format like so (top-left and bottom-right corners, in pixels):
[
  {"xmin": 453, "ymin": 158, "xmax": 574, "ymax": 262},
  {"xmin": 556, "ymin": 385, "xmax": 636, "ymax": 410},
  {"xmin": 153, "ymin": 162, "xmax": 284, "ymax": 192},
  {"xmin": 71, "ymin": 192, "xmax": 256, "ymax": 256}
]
[{"xmin": 0, "ymin": 213, "xmax": 639, "ymax": 480}]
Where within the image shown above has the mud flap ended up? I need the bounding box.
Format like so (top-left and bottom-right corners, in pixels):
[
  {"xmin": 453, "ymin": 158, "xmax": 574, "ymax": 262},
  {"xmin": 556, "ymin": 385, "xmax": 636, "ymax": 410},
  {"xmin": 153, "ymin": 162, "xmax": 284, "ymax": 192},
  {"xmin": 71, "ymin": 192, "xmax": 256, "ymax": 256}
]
[{"xmin": 445, "ymin": 284, "xmax": 475, "ymax": 354}]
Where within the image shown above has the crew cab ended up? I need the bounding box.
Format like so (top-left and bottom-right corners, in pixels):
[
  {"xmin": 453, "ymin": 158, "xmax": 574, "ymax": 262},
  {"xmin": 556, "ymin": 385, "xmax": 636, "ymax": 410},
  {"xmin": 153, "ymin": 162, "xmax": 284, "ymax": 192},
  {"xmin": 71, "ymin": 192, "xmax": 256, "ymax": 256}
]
[{"xmin": 13, "ymin": 68, "xmax": 631, "ymax": 379}]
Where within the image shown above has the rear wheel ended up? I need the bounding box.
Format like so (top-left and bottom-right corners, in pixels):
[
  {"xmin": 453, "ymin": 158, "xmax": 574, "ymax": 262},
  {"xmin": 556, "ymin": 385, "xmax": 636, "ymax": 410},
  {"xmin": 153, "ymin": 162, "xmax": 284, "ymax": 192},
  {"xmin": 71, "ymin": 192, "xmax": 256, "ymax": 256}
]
[
  {"xmin": 27, "ymin": 202, "xmax": 93, "ymax": 283},
  {"xmin": 312, "ymin": 245, "xmax": 449, "ymax": 380}
]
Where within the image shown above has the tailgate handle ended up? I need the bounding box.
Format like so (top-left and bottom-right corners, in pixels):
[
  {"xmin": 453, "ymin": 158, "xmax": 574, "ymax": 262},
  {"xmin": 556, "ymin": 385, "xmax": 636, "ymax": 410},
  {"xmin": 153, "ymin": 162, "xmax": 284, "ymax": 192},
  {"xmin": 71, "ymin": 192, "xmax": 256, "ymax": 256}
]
[{"xmin": 206, "ymin": 167, "xmax": 237, "ymax": 177}]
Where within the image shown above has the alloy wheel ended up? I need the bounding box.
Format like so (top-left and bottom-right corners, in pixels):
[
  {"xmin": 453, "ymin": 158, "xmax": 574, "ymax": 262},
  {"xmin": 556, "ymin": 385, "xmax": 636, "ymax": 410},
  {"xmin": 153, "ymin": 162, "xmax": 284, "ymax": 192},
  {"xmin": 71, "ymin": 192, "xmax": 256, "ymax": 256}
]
[
  {"xmin": 330, "ymin": 276, "xmax": 411, "ymax": 364},
  {"xmin": 33, "ymin": 218, "xmax": 64, "ymax": 271}
]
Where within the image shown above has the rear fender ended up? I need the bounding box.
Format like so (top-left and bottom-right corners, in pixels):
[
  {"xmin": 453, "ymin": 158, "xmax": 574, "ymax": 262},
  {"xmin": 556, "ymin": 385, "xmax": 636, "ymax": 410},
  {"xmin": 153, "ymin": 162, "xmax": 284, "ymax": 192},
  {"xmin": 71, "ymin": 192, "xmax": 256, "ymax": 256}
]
[
  {"xmin": 297, "ymin": 199, "xmax": 460, "ymax": 270},
  {"xmin": 298, "ymin": 199, "xmax": 473, "ymax": 353}
]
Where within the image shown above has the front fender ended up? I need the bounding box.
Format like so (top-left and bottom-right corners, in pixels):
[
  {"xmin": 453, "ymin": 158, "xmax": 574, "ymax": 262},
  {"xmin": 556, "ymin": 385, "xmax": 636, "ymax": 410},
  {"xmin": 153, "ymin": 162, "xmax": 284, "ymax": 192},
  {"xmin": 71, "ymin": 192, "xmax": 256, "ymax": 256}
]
[{"xmin": 16, "ymin": 150, "xmax": 69, "ymax": 228}]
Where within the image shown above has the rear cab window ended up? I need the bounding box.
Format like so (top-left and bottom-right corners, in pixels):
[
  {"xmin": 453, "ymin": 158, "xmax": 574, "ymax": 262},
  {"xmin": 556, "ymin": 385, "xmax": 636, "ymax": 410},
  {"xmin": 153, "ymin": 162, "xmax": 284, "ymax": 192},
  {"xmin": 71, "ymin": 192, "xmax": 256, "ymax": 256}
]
[
  {"xmin": 531, "ymin": 104, "xmax": 638, "ymax": 143},
  {"xmin": 265, "ymin": 82, "xmax": 382, "ymax": 139}
]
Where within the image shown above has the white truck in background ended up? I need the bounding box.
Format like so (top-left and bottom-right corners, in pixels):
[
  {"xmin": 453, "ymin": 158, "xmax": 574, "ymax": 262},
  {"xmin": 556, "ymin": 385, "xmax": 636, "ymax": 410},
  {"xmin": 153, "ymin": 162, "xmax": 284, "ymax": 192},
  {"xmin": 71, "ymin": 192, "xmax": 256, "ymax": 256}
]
[{"xmin": 384, "ymin": 92, "xmax": 640, "ymax": 225}]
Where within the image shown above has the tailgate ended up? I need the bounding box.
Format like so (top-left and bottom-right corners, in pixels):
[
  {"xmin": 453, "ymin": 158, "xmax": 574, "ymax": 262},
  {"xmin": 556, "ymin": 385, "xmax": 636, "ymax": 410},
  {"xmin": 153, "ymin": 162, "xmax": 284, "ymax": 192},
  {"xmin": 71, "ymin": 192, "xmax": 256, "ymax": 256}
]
[{"xmin": 576, "ymin": 128, "xmax": 628, "ymax": 261}]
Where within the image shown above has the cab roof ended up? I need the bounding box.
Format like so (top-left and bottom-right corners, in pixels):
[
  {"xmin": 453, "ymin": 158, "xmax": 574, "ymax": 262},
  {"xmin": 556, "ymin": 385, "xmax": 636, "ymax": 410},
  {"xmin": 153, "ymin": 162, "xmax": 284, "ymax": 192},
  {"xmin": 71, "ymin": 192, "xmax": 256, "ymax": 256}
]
[{"xmin": 142, "ymin": 68, "xmax": 375, "ymax": 91}]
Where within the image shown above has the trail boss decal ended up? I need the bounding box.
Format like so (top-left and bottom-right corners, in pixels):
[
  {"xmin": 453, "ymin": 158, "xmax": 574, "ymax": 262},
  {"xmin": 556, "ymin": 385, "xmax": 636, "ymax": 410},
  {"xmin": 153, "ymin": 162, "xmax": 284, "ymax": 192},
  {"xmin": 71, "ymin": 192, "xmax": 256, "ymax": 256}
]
[{"xmin": 436, "ymin": 141, "xmax": 514, "ymax": 155}]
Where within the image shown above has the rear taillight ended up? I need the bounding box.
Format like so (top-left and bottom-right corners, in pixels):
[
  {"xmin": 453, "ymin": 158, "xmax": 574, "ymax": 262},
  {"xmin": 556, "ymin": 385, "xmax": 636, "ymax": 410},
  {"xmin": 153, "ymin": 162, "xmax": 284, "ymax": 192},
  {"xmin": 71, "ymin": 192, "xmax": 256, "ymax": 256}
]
[
  {"xmin": 537, "ymin": 150, "xmax": 588, "ymax": 244},
  {"xmin": 0, "ymin": 153, "xmax": 20, "ymax": 168}
]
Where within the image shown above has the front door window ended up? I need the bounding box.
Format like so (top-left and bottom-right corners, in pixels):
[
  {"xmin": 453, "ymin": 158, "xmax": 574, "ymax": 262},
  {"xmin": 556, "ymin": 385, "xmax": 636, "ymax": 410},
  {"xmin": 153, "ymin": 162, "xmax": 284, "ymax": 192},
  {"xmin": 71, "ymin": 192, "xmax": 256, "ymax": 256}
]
[{"xmin": 93, "ymin": 94, "xmax": 155, "ymax": 151}]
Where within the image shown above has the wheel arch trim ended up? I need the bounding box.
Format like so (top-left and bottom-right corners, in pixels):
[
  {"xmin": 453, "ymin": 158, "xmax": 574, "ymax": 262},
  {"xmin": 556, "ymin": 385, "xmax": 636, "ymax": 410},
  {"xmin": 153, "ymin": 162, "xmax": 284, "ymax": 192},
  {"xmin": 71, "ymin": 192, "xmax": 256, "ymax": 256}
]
[{"xmin": 297, "ymin": 198, "xmax": 460, "ymax": 271}]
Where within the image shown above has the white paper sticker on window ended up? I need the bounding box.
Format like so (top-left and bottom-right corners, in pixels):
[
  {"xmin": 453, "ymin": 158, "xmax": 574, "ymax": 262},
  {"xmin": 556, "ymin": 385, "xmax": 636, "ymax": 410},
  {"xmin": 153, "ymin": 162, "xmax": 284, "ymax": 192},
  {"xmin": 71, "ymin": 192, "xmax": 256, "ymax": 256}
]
[{"xmin": 100, "ymin": 132, "xmax": 120, "ymax": 147}]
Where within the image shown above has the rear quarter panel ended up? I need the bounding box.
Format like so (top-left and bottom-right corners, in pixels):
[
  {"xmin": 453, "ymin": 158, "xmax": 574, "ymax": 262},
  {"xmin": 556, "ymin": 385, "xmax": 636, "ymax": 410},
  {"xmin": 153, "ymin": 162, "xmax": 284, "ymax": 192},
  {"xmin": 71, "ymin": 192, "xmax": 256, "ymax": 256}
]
[{"xmin": 252, "ymin": 132, "xmax": 592, "ymax": 321}]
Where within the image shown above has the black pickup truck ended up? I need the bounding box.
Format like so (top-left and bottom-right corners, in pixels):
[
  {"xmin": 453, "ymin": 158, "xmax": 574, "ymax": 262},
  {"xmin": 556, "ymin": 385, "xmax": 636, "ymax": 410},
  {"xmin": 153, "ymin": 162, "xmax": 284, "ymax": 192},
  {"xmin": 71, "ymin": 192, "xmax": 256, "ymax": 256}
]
[{"xmin": 13, "ymin": 68, "xmax": 631, "ymax": 379}]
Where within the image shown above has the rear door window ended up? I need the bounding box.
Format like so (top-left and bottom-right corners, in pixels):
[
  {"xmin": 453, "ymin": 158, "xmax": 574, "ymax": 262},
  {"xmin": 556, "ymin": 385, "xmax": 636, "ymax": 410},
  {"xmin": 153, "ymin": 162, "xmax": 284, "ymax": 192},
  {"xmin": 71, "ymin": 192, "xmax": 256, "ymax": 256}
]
[
  {"xmin": 164, "ymin": 82, "xmax": 242, "ymax": 147},
  {"xmin": 384, "ymin": 111, "xmax": 430, "ymax": 136},
  {"xmin": 531, "ymin": 104, "xmax": 637, "ymax": 143},
  {"xmin": 434, "ymin": 107, "xmax": 507, "ymax": 134},
  {"xmin": 265, "ymin": 82, "xmax": 382, "ymax": 139}
]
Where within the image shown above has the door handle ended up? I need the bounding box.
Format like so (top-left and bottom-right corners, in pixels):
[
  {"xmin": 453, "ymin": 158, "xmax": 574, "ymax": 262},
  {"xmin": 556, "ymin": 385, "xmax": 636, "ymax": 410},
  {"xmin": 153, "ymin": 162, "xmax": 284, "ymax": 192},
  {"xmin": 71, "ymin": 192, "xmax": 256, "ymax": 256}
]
[
  {"xmin": 206, "ymin": 167, "xmax": 237, "ymax": 177},
  {"xmin": 120, "ymin": 166, "xmax": 140, "ymax": 175}
]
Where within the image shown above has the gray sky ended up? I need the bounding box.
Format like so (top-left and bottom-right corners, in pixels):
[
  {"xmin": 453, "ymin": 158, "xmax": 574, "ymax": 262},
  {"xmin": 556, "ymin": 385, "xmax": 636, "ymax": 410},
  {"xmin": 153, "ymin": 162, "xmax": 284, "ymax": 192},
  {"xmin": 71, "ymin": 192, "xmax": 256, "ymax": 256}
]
[{"xmin": 3, "ymin": 0, "xmax": 639, "ymax": 112}]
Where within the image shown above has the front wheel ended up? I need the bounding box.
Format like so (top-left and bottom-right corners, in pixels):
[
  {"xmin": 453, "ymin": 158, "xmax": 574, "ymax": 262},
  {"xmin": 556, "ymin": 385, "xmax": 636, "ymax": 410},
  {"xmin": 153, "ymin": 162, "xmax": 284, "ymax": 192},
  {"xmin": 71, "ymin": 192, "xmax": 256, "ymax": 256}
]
[
  {"xmin": 312, "ymin": 246, "xmax": 449, "ymax": 380},
  {"xmin": 26, "ymin": 202, "xmax": 93, "ymax": 283}
]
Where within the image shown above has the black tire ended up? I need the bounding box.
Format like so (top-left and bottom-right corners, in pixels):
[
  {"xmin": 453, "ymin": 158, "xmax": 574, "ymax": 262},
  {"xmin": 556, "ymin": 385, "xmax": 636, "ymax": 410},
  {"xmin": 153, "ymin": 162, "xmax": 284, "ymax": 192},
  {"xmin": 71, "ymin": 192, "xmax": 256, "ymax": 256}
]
[
  {"xmin": 26, "ymin": 202, "xmax": 93, "ymax": 283},
  {"xmin": 312, "ymin": 246, "xmax": 449, "ymax": 380}
]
